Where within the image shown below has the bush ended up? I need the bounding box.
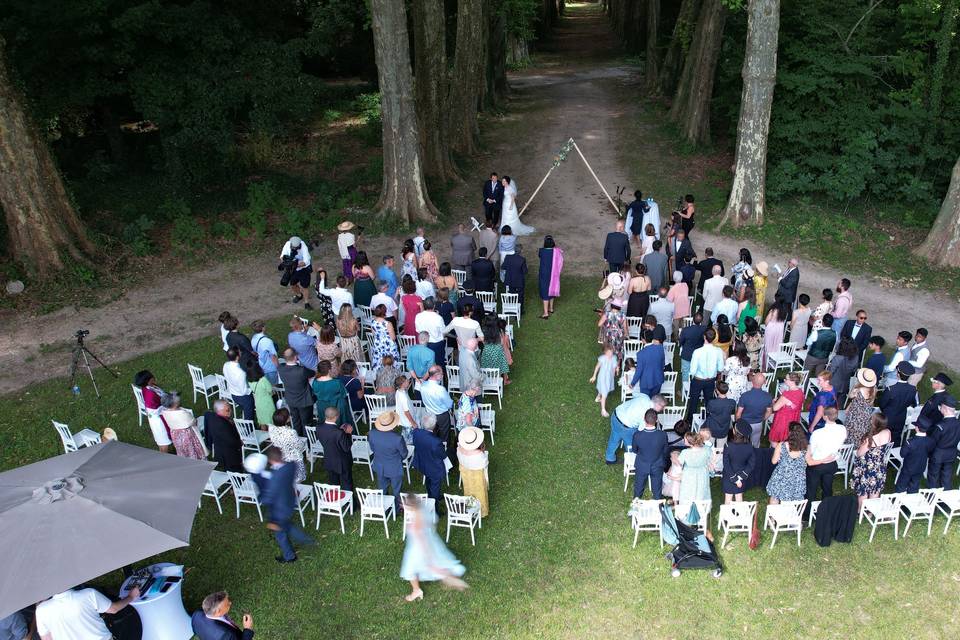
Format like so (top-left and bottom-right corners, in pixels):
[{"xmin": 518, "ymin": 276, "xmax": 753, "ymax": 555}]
[
  {"xmin": 242, "ymin": 181, "xmax": 285, "ymax": 238},
  {"xmin": 121, "ymin": 215, "xmax": 156, "ymax": 256}
]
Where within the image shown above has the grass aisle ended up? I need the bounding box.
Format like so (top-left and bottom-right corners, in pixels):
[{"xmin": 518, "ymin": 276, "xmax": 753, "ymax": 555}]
[{"xmin": 2, "ymin": 277, "xmax": 959, "ymax": 638}]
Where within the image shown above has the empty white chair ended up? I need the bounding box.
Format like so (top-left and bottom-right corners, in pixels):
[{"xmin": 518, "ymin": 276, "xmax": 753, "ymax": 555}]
[
  {"xmin": 446, "ymin": 365, "xmax": 461, "ymax": 395},
  {"xmin": 52, "ymin": 420, "xmax": 101, "ymax": 453},
  {"xmin": 188, "ymin": 364, "xmax": 219, "ymax": 408},
  {"xmin": 630, "ymin": 499, "xmax": 665, "ymax": 547},
  {"xmin": 355, "ymin": 361, "xmax": 374, "ymax": 391},
  {"xmin": 674, "ymin": 500, "xmax": 712, "ymax": 532},
  {"xmin": 444, "ymin": 494, "xmax": 482, "ymax": 545},
  {"xmin": 481, "ymin": 368, "xmax": 504, "ymax": 408},
  {"xmin": 351, "ymin": 435, "xmax": 375, "ymax": 480},
  {"xmin": 401, "ymin": 492, "xmax": 437, "ymax": 540},
  {"xmin": 131, "ymin": 384, "xmax": 148, "ymax": 426},
  {"xmin": 235, "ymin": 418, "xmax": 270, "ymax": 456},
  {"xmin": 470, "ymin": 216, "xmax": 483, "ymax": 232},
  {"xmin": 717, "ymin": 501, "xmax": 757, "ymax": 549},
  {"xmin": 357, "ymin": 488, "xmax": 396, "ymax": 538},
  {"xmin": 294, "ymin": 483, "xmax": 315, "ymax": 527},
  {"xmin": 623, "ymin": 451, "xmax": 636, "ymax": 492},
  {"xmin": 936, "ymin": 489, "xmax": 960, "ymax": 534},
  {"xmin": 314, "ymin": 483, "xmax": 354, "ymax": 533},
  {"xmin": 477, "ymin": 290, "xmax": 497, "ymax": 314},
  {"xmin": 660, "ymin": 372, "xmax": 678, "ymax": 402},
  {"xmin": 859, "ymin": 493, "xmax": 905, "ymax": 542},
  {"xmin": 680, "ymin": 316, "xmax": 694, "ymax": 329},
  {"xmin": 620, "ymin": 371, "xmax": 634, "ymax": 403},
  {"xmin": 226, "ymin": 472, "xmax": 263, "ymax": 521},
  {"xmin": 766, "ymin": 342, "xmax": 798, "ymax": 374},
  {"xmin": 304, "ymin": 426, "xmax": 324, "ymax": 473},
  {"xmin": 452, "ymin": 269, "xmax": 467, "ymax": 288},
  {"xmin": 200, "ymin": 470, "xmax": 231, "ymax": 514},
  {"xmin": 658, "ymin": 406, "xmax": 685, "ymax": 432},
  {"xmin": 662, "ymin": 342, "xmax": 676, "ymax": 369},
  {"xmin": 501, "ymin": 293, "xmax": 521, "ymax": 326},
  {"xmin": 364, "ymin": 394, "xmax": 392, "ymax": 425},
  {"xmin": 763, "ymin": 500, "xmax": 807, "ymax": 547},
  {"xmin": 623, "ymin": 339, "xmax": 642, "ymax": 362},
  {"xmin": 626, "ymin": 316, "xmax": 643, "ymax": 339},
  {"xmin": 478, "ymin": 403, "xmax": 496, "ymax": 445},
  {"xmin": 834, "ymin": 444, "xmax": 855, "ymax": 489},
  {"xmin": 398, "ymin": 335, "xmax": 417, "ymax": 358},
  {"xmin": 900, "ymin": 488, "xmax": 941, "ymax": 537},
  {"xmin": 887, "ymin": 446, "xmax": 904, "ymax": 483}
]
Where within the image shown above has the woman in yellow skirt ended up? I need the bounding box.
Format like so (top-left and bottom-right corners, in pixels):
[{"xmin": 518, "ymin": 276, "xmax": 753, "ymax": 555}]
[
  {"xmin": 457, "ymin": 427, "xmax": 489, "ymax": 517},
  {"xmin": 753, "ymin": 261, "xmax": 769, "ymax": 319}
]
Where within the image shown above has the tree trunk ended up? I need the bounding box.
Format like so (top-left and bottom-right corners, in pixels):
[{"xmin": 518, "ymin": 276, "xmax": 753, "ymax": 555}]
[
  {"xmin": 412, "ymin": 0, "xmax": 459, "ymax": 182},
  {"xmin": 916, "ymin": 156, "xmax": 960, "ymax": 266},
  {"xmin": 506, "ymin": 34, "xmax": 531, "ymax": 66},
  {"xmin": 719, "ymin": 0, "xmax": 780, "ymax": 227},
  {"xmin": 369, "ymin": 0, "xmax": 439, "ymax": 223},
  {"xmin": 658, "ymin": 0, "xmax": 701, "ymax": 95},
  {"xmin": 486, "ymin": 0, "xmax": 509, "ymax": 109},
  {"xmin": 0, "ymin": 36, "xmax": 95, "ymax": 275},
  {"xmin": 668, "ymin": 0, "xmax": 726, "ymax": 146},
  {"xmin": 644, "ymin": 0, "xmax": 661, "ymax": 92},
  {"xmin": 447, "ymin": 0, "xmax": 485, "ymax": 157}
]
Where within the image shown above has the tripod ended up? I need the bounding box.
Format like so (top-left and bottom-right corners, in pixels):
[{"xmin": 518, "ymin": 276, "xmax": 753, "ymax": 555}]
[{"xmin": 69, "ymin": 331, "xmax": 117, "ymax": 399}]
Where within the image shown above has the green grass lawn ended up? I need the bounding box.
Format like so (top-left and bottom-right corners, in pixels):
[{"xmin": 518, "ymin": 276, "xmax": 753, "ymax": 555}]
[{"xmin": 3, "ymin": 277, "xmax": 960, "ymax": 639}]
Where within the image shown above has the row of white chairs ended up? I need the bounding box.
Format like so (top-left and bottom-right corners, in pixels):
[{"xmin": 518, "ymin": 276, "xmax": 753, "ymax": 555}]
[{"xmin": 446, "ymin": 365, "xmax": 505, "ymax": 408}]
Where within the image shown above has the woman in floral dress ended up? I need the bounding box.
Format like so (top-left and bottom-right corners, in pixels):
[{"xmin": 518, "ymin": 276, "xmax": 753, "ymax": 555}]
[
  {"xmin": 722, "ymin": 343, "xmax": 751, "ymax": 402},
  {"xmin": 419, "ymin": 240, "xmax": 440, "ymax": 283},
  {"xmin": 844, "ymin": 369, "xmax": 878, "ymax": 445},
  {"xmin": 336, "ymin": 305, "xmax": 364, "ymax": 364},
  {"xmin": 369, "ymin": 306, "xmax": 400, "ymax": 372},
  {"xmin": 851, "ymin": 413, "xmax": 892, "ymax": 509},
  {"xmin": 767, "ymin": 422, "xmax": 807, "ymax": 503},
  {"xmin": 269, "ymin": 408, "xmax": 307, "ymax": 482},
  {"xmin": 597, "ymin": 302, "xmax": 627, "ymax": 365}
]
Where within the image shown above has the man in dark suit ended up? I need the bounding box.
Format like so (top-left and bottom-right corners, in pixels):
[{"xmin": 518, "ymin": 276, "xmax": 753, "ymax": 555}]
[
  {"xmin": 412, "ymin": 414, "xmax": 447, "ymax": 514},
  {"xmin": 602, "ymin": 220, "xmax": 631, "ymax": 273},
  {"xmin": 642, "ymin": 240, "xmax": 669, "ymax": 292},
  {"xmin": 276, "ymin": 348, "xmax": 315, "ymax": 436},
  {"xmin": 203, "ymin": 400, "xmax": 244, "ymax": 472},
  {"xmin": 678, "ymin": 257, "xmax": 697, "ymax": 291},
  {"xmin": 502, "ymin": 248, "xmax": 528, "ymax": 311},
  {"xmin": 251, "ymin": 447, "xmax": 315, "ymax": 563},
  {"xmin": 456, "ymin": 281, "xmax": 485, "ymax": 323},
  {"xmin": 192, "ymin": 591, "xmax": 254, "ymax": 640},
  {"xmin": 482, "ymin": 172, "xmax": 504, "ymax": 227},
  {"xmin": 677, "ymin": 312, "xmax": 706, "ymax": 384},
  {"xmin": 694, "ymin": 247, "xmax": 723, "ymax": 296},
  {"xmin": 928, "ymin": 396, "xmax": 960, "ymax": 490},
  {"xmin": 878, "ymin": 362, "xmax": 918, "ymax": 446},
  {"xmin": 369, "ymin": 411, "xmax": 408, "ymax": 510},
  {"xmin": 630, "ymin": 329, "xmax": 665, "ymax": 398},
  {"xmin": 775, "ymin": 258, "xmax": 800, "ymax": 313},
  {"xmin": 316, "ymin": 406, "xmax": 354, "ymax": 491},
  {"xmin": 667, "ymin": 228, "xmax": 694, "ymax": 273},
  {"xmin": 469, "ymin": 247, "xmax": 497, "ymax": 292},
  {"xmin": 917, "ymin": 372, "xmax": 954, "ymax": 431},
  {"xmin": 840, "ymin": 310, "xmax": 873, "ymax": 361},
  {"xmin": 631, "ymin": 409, "xmax": 668, "ymax": 498}
]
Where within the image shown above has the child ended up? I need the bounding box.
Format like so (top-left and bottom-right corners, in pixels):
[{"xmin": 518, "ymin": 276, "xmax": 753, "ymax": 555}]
[
  {"xmin": 641, "ymin": 223, "xmax": 656, "ymax": 257},
  {"xmin": 413, "ymin": 227, "xmax": 427, "ymax": 257},
  {"xmin": 705, "ymin": 381, "xmax": 736, "ymax": 448},
  {"xmin": 662, "ymin": 450, "xmax": 683, "ymax": 499},
  {"xmin": 497, "ymin": 317, "xmax": 514, "ymax": 366},
  {"xmin": 894, "ymin": 423, "xmax": 935, "ymax": 493},
  {"xmin": 678, "ymin": 431, "xmax": 712, "ymax": 503},
  {"xmin": 699, "ymin": 425, "xmax": 720, "ymax": 475},
  {"xmin": 590, "ymin": 344, "xmax": 618, "ymax": 418},
  {"xmin": 621, "ymin": 357, "xmax": 636, "ymax": 393},
  {"xmin": 394, "ymin": 375, "xmax": 417, "ymax": 444},
  {"xmin": 722, "ymin": 420, "xmax": 756, "ymax": 504},
  {"xmin": 631, "ymin": 409, "xmax": 668, "ymax": 499},
  {"xmin": 455, "ymin": 385, "xmax": 481, "ymax": 432}
]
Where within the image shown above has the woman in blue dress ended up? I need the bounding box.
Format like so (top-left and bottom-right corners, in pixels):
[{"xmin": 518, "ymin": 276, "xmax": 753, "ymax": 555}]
[
  {"xmin": 538, "ymin": 235, "xmax": 563, "ymax": 319},
  {"xmin": 678, "ymin": 432, "xmax": 712, "ymax": 503},
  {"xmin": 401, "ymin": 496, "xmax": 468, "ymax": 601}
]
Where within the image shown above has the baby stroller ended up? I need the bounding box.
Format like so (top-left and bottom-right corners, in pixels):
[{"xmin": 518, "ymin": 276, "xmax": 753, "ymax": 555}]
[{"xmin": 659, "ymin": 503, "xmax": 723, "ymax": 578}]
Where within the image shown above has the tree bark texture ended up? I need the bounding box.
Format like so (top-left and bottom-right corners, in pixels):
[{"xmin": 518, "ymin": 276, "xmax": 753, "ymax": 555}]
[
  {"xmin": 0, "ymin": 37, "xmax": 95, "ymax": 275},
  {"xmin": 916, "ymin": 156, "xmax": 960, "ymax": 266},
  {"xmin": 506, "ymin": 34, "xmax": 531, "ymax": 66},
  {"xmin": 645, "ymin": 0, "xmax": 661, "ymax": 92},
  {"xmin": 658, "ymin": 0, "xmax": 701, "ymax": 95},
  {"xmin": 486, "ymin": 0, "xmax": 509, "ymax": 109},
  {"xmin": 668, "ymin": 0, "xmax": 726, "ymax": 146},
  {"xmin": 369, "ymin": 0, "xmax": 438, "ymax": 223},
  {"xmin": 447, "ymin": 0, "xmax": 485, "ymax": 157},
  {"xmin": 917, "ymin": 0, "xmax": 958, "ymax": 176},
  {"xmin": 720, "ymin": 0, "xmax": 780, "ymax": 227},
  {"xmin": 412, "ymin": 0, "xmax": 459, "ymax": 181}
]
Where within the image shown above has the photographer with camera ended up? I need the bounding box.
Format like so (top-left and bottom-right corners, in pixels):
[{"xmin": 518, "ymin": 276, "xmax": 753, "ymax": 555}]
[{"xmin": 279, "ymin": 236, "xmax": 313, "ymax": 310}]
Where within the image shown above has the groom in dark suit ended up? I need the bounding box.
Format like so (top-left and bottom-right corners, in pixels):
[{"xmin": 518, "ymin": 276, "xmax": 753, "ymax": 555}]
[{"xmin": 482, "ymin": 172, "xmax": 504, "ymax": 228}]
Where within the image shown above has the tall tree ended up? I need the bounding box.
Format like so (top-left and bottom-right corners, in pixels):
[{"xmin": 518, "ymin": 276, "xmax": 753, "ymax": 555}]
[
  {"xmin": 668, "ymin": 0, "xmax": 726, "ymax": 145},
  {"xmin": 719, "ymin": 0, "xmax": 780, "ymax": 227},
  {"xmin": 658, "ymin": 0, "xmax": 701, "ymax": 95},
  {"xmin": 486, "ymin": 0, "xmax": 510, "ymax": 109},
  {"xmin": 412, "ymin": 0, "xmax": 459, "ymax": 182},
  {"xmin": 645, "ymin": 0, "xmax": 661, "ymax": 91},
  {"xmin": 0, "ymin": 36, "xmax": 95, "ymax": 275},
  {"xmin": 916, "ymin": 156, "xmax": 960, "ymax": 266},
  {"xmin": 447, "ymin": 0, "xmax": 486, "ymax": 156},
  {"xmin": 369, "ymin": 0, "xmax": 438, "ymax": 223},
  {"xmin": 916, "ymin": 0, "xmax": 958, "ymax": 179}
]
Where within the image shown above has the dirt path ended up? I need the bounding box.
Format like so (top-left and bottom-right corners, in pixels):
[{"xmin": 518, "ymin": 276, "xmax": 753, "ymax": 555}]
[{"xmin": 1, "ymin": 3, "xmax": 957, "ymax": 394}]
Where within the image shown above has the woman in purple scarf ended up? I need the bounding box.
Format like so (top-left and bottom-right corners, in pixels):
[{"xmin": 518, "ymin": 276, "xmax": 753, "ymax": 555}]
[{"xmin": 538, "ymin": 235, "xmax": 564, "ymax": 319}]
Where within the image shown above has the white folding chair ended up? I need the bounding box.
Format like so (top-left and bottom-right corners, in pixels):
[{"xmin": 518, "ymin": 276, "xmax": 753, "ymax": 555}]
[
  {"xmin": 623, "ymin": 339, "xmax": 642, "ymax": 362},
  {"xmin": 660, "ymin": 372, "xmax": 678, "ymax": 402},
  {"xmin": 52, "ymin": 420, "xmax": 101, "ymax": 453},
  {"xmin": 481, "ymin": 368, "xmax": 504, "ymax": 408},
  {"xmin": 314, "ymin": 483, "xmax": 354, "ymax": 533},
  {"xmin": 501, "ymin": 293, "xmax": 521, "ymax": 326},
  {"xmin": 680, "ymin": 316, "xmax": 694, "ymax": 329},
  {"xmin": 446, "ymin": 365, "xmax": 461, "ymax": 395},
  {"xmin": 717, "ymin": 501, "xmax": 757, "ymax": 549},
  {"xmin": 663, "ymin": 342, "xmax": 676, "ymax": 369},
  {"xmin": 355, "ymin": 362, "xmax": 374, "ymax": 393},
  {"xmin": 401, "ymin": 492, "xmax": 436, "ymax": 540},
  {"xmin": 623, "ymin": 451, "xmax": 636, "ymax": 492},
  {"xmin": 452, "ymin": 269, "xmax": 467, "ymax": 288},
  {"xmin": 188, "ymin": 364, "xmax": 219, "ymax": 408},
  {"xmin": 620, "ymin": 371, "xmax": 634, "ymax": 403},
  {"xmin": 304, "ymin": 426, "xmax": 324, "ymax": 473},
  {"xmin": 503, "ymin": 323, "xmax": 515, "ymax": 351},
  {"xmin": 215, "ymin": 374, "xmax": 238, "ymax": 414},
  {"xmin": 226, "ymin": 472, "xmax": 263, "ymax": 521},
  {"xmin": 357, "ymin": 487, "xmax": 396, "ymax": 538},
  {"xmin": 364, "ymin": 394, "xmax": 392, "ymax": 426},
  {"xmin": 859, "ymin": 493, "xmax": 905, "ymax": 542},
  {"xmin": 235, "ymin": 418, "xmax": 270, "ymax": 456},
  {"xmin": 630, "ymin": 499, "xmax": 665, "ymax": 547},
  {"xmin": 766, "ymin": 342, "xmax": 798, "ymax": 374},
  {"xmin": 398, "ymin": 335, "xmax": 417, "ymax": 358},
  {"xmin": 294, "ymin": 483, "xmax": 314, "ymax": 527},
  {"xmin": 834, "ymin": 444, "xmax": 855, "ymax": 489},
  {"xmin": 200, "ymin": 470, "xmax": 231, "ymax": 514},
  {"xmin": 351, "ymin": 435, "xmax": 375, "ymax": 480},
  {"xmin": 658, "ymin": 406, "xmax": 685, "ymax": 432},
  {"xmin": 763, "ymin": 500, "xmax": 807, "ymax": 548},
  {"xmin": 900, "ymin": 488, "xmax": 941, "ymax": 537},
  {"xmin": 479, "ymin": 403, "xmax": 496, "ymax": 445},
  {"xmin": 887, "ymin": 446, "xmax": 904, "ymax": 483},
  {"xmin": 936, "ymin": 489, "xmax": 960, "ymax": 534},
  {"xmin": 131, "ymin": 385, "xmax": 148, "ymax": 426},
  {"xmin": 674, "ymin": 500, "xmax": 712, "ymax": 532},
  {"xmin": 477, "ymin": 291, "xmax": 497, "ymax": 314},
  {"xmin": 762, "ymin": 372, "xmax": 776, "ymax": 393},
  {"xmin": 444, "ymin": 493, "xmax": 482, "ymax": 545},
  {"xmin": 470, "ymin": 216, "xmax": 483, "ymax": 232},
  {"xmin": 626, "ymin": 316, "xmax": 643, "ymax": 339}
]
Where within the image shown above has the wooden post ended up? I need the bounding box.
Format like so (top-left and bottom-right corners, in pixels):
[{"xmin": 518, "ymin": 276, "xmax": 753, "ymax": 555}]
[{"xmin": 572, "ymin": 142, "xmax": 620, "ymax": 214}]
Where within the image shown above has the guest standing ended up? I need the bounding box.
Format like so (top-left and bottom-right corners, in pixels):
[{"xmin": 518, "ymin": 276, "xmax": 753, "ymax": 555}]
[
  {"xmin": 767, "ymin": 422, "xmax": 808, "ymax": 504},
  {"xmin": 370, "ymin": 411, "xmax": 408, "ymax": 510},
  {"xmin": 768, "ymin": 372, "xmax": 803, "ymax": 444},
  {"xmin": 722, "ymin": 421, "xmax": 755, "ymax": 503},
  {"xmin": 457, "ymin": 426, "xmax": 489, "ymax": 516},
  {"xmin": 538, "ymin": 236, "xmax": 563, "ymax": 319},
  {"xmin": 631, "ymin": 409, "xmax": 668, "ymax": 499},
  {"xmin": 316, "ymin": 407, "xmax": 354, "ymax": 491},
  {"xmin": 851, "ymin": 413, "xmax": 892, "ymax": 508},
  {"xmin": 249, "ymin": 447, "xmax": 315, "ymax": 563}
]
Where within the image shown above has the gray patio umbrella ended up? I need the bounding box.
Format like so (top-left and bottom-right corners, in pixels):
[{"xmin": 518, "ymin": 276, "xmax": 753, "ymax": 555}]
[{"xmin": 0, "ymin": 441, "xmax": 215, "ymax": 618}]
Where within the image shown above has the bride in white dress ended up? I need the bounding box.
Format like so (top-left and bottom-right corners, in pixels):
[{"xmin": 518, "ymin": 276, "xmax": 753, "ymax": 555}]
[{"xmin": 499, "ymin": 176, "xmax": 536, "ymax": 236}]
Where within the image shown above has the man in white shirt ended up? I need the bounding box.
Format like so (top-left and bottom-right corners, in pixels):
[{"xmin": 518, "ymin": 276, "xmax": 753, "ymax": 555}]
[
  {"xmin": 883, "ymin": 330, "xmax": 913, "ymax": 387},
  {"xmin": 316, "ymin": 272, "xmax": 354, "ymax": 315},
  {"xmin": 805, "ymin": 406, "xmax": 847, "ymax": 502},
  {"xmin": 223, "ymin": 347, "xmax": 254, "ymax": 421},
  {"xmin": 36, "ymin": 586, "xmax": 139, "ymax": 640},
  {"xmin": 279, "ymin": 236, "xmax": 312, "ymax": 310},
  {"xmin": 907, "ymin": 328, "xmax": 931, "ymax": 387},
  {"xmin": 370, "ymin": 280, "xmax": 398, "ymax": 328},
  {"xmin": 445, "ymin": 306, "xmax": 484, "ymax": 349},
  {"xmin": 701, "ymin": 265, "xmax": 726, "ymax": 316},
  {"xmin": 336, "ymin": 221, "xmax": 357, "ymax": 283},
  {"xmin": 413, "ymin": 227, "xmax": 426, "ymax": 257},
  {"xmin": 415, "ymin": 297, "xmax": 447, "ymax": 366},
  {"xmin": 711, "ymin": 285, "xmax": 739, "ymax": 325}
]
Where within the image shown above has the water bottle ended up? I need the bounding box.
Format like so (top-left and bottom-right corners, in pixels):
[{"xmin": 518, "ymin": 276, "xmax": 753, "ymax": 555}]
[{"xmin": 72, "ymin": 385, "xmax": 81, "ymax": 396}]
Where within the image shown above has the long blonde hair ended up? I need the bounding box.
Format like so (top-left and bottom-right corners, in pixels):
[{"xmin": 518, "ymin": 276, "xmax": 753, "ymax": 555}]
[{"xmin": 337, "ymin": 305, "xmax": 358, "ymax": 332}]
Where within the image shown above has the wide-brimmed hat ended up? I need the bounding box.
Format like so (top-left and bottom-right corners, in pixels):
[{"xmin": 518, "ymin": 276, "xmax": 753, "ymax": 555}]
[
  {"xmin": 856, "ymin": 368, "xmax": 877, "ymax": 388},
  {"xmin": 457, "ymin": 426, "xmax": 485, "ymax": 450},
  {"xmin": 337, "ymin": 220, "xmax": 356, "ymax": 232},
  {"xmin": 755, "ymin": 261, "xmax": 769, "ymax": 277},
  {"xmin": 243, "ymin": 453, "xmax": 268, "ymax": 474},
  {"xmin": 607, "ymin": 272, "xmax": 624, "ymax": 289},
  {"xmin": 598, "ymin": 285, "xmax": 614, "ymax": 300},
  {"xmin": 374, "ymin": 410, "xmax": 401, "ymax": 431}
]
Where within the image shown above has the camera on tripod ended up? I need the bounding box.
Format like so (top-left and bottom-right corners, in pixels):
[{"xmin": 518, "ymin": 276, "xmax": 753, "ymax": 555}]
[
  {"xmin": 278, "ymin": 254, "xmax": 298, "ymax": 286},
  {"xmin": 74, "ymin": 329, "xmax": 90, "ymax": 341}
]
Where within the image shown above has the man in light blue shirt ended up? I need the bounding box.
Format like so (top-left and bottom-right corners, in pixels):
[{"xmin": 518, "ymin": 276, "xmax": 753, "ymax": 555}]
[
  {"xmin": 287, "ymin": 317, "xmax": 318, "ymax": 371},
  {"xmin": 604, "ymin": 392, "xmax": 667, "ymax": 463},
  {"xmin": 420, "ymin": 365, "xmax": 455, "ymax": 465},
  {"xmin": 407, "ymin": 332, "xmax": 436, "ymax": 388},
  {"xmin": 377, "ymin": 255, "xmax": 399, "ymax": 298},
  {"xmin": 251, "ymin": 320, "xmax": 279, "ymax": 384},
  {"xmin": 686, "ymin": 328, "xmax": 725, "ymax": 419},
  {"xmin": 711, "ymin": 285, "xmax": 739, "ymax": 325}
]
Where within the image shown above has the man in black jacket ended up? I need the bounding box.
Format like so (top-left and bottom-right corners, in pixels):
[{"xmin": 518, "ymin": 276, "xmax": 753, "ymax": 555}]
[
  {"xmin": 192, "ymin": 591, "xmax": 255, "ymax": 640},
  {"xmin": 878, "ymin": 362, "xmax": 918, "ymax": 446},
  {"xmin": 502, "ymin": 248, "xmax": 528, "ymax": 312},
  {"xmin": 694, "ymin": 248, "xmax": 723, "ymax": 296},
  {"xmin": 276, "ymin": 348, "xmax": 315, "ymax": 436},
  {"xmin": 602, "ymin": 220, "xmax": 631, "ymax": 273},
  {"xmin": 928, "ymin": 396, "xmax": 960, "ymax": 490},
  {"xmin": 316, "ymin": 406, "xmax": 354, "ymax": 491},
  {"xmin": 667, "ymin": 228, "xmax": 694, "ymax": 274},
  {"xmin": 839, "ymin": 310, "xmax": 873, "ymax": 362},
  {"xmin": 203, "ymin": 400, "xmax": 244, "ymax": 472},
  {"xmin": 469, "ymin": 248, "xmax": 497, "ymax": 292}
]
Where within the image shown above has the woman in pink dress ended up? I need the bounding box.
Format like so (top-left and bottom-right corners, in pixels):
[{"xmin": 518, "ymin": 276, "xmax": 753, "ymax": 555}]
[
  {"xmin": 399, "ymin": 277, "xmax": 423, "ymax": 336},
  {"xmin": 666, "ymin": 271, "xmax": 690, "ymax": 338},
  {"xmin": 769, "ymin": 372, "xmax": 803, "ymax": 443},
  {"xmin": 762, "ymin": 298, "xmax": 788, "ymax": 369}
]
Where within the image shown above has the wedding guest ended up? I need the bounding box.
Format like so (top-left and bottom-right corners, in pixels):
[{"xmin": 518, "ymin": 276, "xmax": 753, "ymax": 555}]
[
  {"xmin": 538, "ymin": 236, "xmax": 563, "ymax": 319},
  {"xmin": 161, "ymin": 392, "xmax": 205, "ymax": 459},
  {"xmin": 722, "ymin": 421, "xmax": 755, "ymax": 504},
  {"xmin": 457, "ymin": 426, "xmax": 489, "ymax": 516},
  {"xmin": 192, "ymin": 592, "xmax": 253, "ymax": 640},
  {"xmin": 767, "ymin": 422, "xmax": 808, "ymax": 504},
  {"xmin": 631, "ymin": 409, "xmax": 668, "ymax": 499}
]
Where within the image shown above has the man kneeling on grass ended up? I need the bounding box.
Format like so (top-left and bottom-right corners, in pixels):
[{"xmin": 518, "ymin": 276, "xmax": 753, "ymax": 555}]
[{"xmin": 605, "ymin": 393, "xmax": 667, "ymax": 464}]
